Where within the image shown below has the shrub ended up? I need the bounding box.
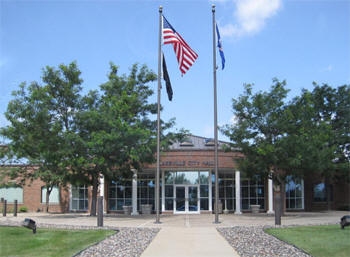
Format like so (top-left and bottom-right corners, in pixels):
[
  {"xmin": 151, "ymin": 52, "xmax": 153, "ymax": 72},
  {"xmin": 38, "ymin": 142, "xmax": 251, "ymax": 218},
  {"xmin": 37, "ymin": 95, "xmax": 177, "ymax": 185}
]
[{"xmin": 19, "ymin": 206, "xmax": 28, "ymax": 212}]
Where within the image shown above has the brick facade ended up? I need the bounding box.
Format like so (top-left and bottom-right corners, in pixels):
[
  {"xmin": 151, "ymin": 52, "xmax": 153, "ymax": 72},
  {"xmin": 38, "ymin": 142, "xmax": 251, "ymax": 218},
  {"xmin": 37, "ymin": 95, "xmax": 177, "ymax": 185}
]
[{"xmin": 1, "ymin": 147, "xmax": 349, "ymax": 213}]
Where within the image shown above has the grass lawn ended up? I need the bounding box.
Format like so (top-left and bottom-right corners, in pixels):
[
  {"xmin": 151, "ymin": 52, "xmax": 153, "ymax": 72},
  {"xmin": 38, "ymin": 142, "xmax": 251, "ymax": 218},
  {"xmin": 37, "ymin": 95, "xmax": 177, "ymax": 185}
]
[
  {"xmin": 265, "ymin": 224, "xmax": 350, "ymax": 257},
  {"xmin": 0, "ymin": 226, "xmax": 116, "ymax": 257}
]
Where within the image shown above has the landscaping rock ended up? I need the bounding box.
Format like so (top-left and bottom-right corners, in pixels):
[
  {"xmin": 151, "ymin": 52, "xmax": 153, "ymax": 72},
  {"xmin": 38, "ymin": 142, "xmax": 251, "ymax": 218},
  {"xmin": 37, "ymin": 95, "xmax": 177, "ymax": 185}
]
[
  {"xmin": 75, "ymin": 227, "xmax": 159, "ymax": 257},
  {"xmin": 218, "ymin": 226, "xmax": 311, "ymax": 257}
]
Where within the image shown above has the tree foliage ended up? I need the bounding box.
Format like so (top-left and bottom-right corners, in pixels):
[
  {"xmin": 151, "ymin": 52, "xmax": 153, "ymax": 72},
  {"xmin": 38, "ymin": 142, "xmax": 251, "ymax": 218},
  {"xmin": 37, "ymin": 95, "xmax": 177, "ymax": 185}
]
[
  {"xmin": 0, "ymin": 62, "xmax": 82, "ymax": 211},
  {"xmin": 67, "ymin": 63, "xmax": 180, "ymax": 215},
  {"xmin": 222, "ymin": 79, "xmax": 350, "ymax": 184},
  {"xmin": 1, "ymin": 61, "xmax": 184, "ymax": 215}
]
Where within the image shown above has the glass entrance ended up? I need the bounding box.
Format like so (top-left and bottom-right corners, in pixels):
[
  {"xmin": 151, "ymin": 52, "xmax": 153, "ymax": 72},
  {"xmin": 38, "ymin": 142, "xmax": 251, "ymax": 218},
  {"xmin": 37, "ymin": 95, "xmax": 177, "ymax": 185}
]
[{"xmin": 174, "ymin": 185, "xmax": 199, "ymax": 214}]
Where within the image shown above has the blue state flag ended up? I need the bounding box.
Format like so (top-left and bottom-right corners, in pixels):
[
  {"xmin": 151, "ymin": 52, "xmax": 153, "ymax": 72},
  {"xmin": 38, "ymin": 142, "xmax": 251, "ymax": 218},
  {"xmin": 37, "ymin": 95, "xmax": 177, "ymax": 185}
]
[{"xmin": 216, "ymin": 23, "xmax": 225, "ymax": 70}]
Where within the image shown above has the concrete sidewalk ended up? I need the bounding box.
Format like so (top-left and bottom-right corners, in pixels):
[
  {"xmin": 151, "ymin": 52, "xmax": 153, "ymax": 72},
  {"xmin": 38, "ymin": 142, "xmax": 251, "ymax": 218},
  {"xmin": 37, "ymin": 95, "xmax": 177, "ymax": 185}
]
[
  {"xmin": 141, "ymin": 227, "xmax": 239, "ymax": 257},
  {"xmin": 0, "ymin": 211, "xmax": 347, "ymax": 228}
]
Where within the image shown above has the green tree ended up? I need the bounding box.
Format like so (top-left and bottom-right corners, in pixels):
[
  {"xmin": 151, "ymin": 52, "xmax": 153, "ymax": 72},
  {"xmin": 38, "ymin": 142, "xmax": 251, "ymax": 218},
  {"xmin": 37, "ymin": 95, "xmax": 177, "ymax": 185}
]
[
  {"xmin": 222, "ymin": 79, "xmax": 349, "ymax": 222},
  {"xmin": 0, "ymin": 62, "xmax": 82, "ymax": 212},
  {"xmin": 222, "ymin": 79, "xmax": 290, "ymax": 183},
  {"xmin": 68, "ymin": 63, "xmax": 181, "ymax": 216}
]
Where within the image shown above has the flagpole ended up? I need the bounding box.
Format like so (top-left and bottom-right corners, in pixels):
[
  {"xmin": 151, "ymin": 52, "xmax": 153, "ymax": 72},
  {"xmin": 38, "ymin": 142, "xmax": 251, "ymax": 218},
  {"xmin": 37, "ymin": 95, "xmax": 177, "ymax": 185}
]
[
  {"xmin": 212, "ymin": 4, "xmax": 220, "ymax": 224},
  {"xmin": 155, "ymin": 5, "xmax": 162, "ymax": 224}
]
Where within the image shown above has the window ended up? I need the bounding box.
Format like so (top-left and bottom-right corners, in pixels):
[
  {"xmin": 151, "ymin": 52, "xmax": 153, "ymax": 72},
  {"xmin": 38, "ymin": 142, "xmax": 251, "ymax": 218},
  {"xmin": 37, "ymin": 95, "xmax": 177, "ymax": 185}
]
[
  {"xmin": 199, "ymin": 171, "xmax": 209, "ymax": 210},
  {"xmin": 41, "ymin": 186, "xmax": 60, "ymax": 204},
  {"xmin": 241, "ymin": 178, "xmax": 264, "ymax": 210},
  {"xmin": 212, "ymin": 172, "xmax": 236, "ymax": 211},
  {"xmin": 0, "ymin": 186, "xmax": 23, "ymax": 203},
  {"xmin": 313, "ymin": 183, "xmax": 327, "ymax": 202},
  {"xmin": 180, "ymin": 137, "xmax": 193, "ymax": 146},
  {"xmin": 108, "ymin": 180, "xmax": 132, "ymax": 211},
  {"xmin": 285, "ymin": 176, "xmax": 304, "ymax": 210},
  {"xmin": 137, "ymin": 174, "xmax": 156, "ymax": 211},
  {"xmin": 71, "ymin": 185, "xmax": 88, "ymax": 211}
]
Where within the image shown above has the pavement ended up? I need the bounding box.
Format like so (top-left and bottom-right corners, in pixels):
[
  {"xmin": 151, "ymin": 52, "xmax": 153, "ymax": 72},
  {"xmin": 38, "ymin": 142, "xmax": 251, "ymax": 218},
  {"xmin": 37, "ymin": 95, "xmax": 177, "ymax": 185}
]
[
  {"xmin": 1, "ymin": 211, "xmax": 348, "ymax": 257},
  {"xmin": 141, "ymin": 227, "xmax": 239, "ymax": 257}
]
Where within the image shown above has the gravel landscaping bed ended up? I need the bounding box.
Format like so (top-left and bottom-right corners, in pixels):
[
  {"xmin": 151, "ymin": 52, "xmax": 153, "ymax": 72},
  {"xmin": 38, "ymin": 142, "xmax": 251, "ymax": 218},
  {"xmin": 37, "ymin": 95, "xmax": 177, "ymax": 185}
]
[
  {"xmin": 0, "ymin": 220, "xmax": 160, "ymax": 257},
  {"xmin": 218, "ymin": 226, "xmax": 311, "ymax": 257},
  {"xmin": 75, "ymin": 227, "xmax": 160, "ymax": 257}
]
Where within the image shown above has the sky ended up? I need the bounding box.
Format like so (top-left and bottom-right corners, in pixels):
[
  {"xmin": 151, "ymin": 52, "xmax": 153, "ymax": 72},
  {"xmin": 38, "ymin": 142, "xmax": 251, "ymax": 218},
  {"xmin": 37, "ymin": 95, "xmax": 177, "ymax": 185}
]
[{"xmin": 1, "ymin": 0, "xmax": 350, "ymax": 141}]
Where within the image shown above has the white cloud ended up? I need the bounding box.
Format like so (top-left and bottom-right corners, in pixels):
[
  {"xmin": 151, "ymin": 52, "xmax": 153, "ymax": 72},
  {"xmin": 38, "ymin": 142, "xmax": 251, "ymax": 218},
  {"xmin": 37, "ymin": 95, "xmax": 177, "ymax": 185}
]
[{"xmin": 220, "ymin": 0, "xmax": 282, "ymax": 38}]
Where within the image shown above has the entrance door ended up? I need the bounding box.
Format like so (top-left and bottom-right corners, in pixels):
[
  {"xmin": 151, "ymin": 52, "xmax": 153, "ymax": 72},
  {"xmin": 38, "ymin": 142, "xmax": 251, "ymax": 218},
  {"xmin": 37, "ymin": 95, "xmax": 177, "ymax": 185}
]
[{"xmin": 174, "ymin": 185, "xmax": 199, "ymax": 214}]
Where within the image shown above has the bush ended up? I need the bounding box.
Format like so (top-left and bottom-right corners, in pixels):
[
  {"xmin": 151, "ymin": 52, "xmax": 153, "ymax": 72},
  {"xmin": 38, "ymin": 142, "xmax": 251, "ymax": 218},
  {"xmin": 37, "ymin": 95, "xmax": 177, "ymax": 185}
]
[{"xmin": 19, "ymin": 206, "xmax": 28, "ymax": 212}]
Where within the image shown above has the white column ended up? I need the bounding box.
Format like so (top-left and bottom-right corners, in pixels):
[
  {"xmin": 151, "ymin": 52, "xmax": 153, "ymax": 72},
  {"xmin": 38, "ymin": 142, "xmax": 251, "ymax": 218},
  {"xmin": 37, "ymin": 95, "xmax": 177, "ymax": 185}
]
[
  {"xmin": 99, "ymin": 174, "xmax": 106, "ymax": 213},
  {"xmin": 234, "ymin": 170, "xmax": 242, "ymax": 214},
  {"xmin": 99, "ymin": 175, "xmax": 104, "ymax": 197},
  {"xmin": 161, "ymin": 170, "xmax": 165, "ymax": 212},
  {"xmin": 267, "ymin": 178, "xmax": 274, "ymax": 214},
  {"xmin": 131, "ymin": 169, "xmax": 139, "ymax": 215},
  {"xmin": 209, "ymin": 170, "xmax": 213, "ymax": 212}
]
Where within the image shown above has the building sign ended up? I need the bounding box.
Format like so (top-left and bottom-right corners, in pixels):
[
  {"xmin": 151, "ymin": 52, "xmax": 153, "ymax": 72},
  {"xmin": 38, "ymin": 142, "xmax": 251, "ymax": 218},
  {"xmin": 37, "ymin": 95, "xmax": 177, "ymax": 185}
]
[{"xmin": 160, "ymin": 160, "xmax": 214, "ymax": 167}]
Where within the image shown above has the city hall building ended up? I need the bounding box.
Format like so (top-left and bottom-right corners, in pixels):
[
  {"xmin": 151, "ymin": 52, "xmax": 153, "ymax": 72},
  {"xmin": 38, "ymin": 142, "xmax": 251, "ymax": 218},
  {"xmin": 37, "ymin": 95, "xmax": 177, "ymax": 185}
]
[{"xmin": 1, "ymin": 135, "xmax": 349, "ymax": 214}]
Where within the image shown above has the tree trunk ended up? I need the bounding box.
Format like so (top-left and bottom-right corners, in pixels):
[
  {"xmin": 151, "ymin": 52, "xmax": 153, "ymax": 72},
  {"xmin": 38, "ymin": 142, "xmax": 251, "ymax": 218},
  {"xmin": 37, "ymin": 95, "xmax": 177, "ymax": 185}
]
[
  {"xmin": 325, "ymin": 177, "xmax": 332, "ymax": 211},
  {"xmin": 274, "ymin": 175, "xmax": 284, "ymax": 225},
  {"xmin": 90, "ymin": 176, "xmax": 98, "ymax": 216},
  {"xmin": 45, "ymin": 186, "xmax": 53, "ymax": 213},
  {"xmin": 274, "ymin": 191, "xmax": 282, "ymax": 225}
]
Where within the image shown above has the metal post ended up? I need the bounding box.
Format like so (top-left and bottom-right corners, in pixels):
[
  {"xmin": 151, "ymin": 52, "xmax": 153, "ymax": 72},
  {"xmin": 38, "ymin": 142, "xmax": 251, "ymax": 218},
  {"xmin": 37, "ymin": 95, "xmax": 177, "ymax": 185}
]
[
  {"xmin": 97, "ymin": 196, "xmax": 103, "ymax": 227},
  {"xmin": 3, "ymin": 200, "xmax": 7, "ymax": 217},
  {"xmin": 275, "ymin": 191, "xmax": 282, "ymax": 225},
  {"xmin": 155, "ymin": 5, "xmax": 162, "ymax": 224},
  {"xmin": 14, "ymin": 200, "xmax": 17, "ymax": 217},
  {"xmin": 212, "ymin": 4, "xmax": 220, "ymax": 224}
]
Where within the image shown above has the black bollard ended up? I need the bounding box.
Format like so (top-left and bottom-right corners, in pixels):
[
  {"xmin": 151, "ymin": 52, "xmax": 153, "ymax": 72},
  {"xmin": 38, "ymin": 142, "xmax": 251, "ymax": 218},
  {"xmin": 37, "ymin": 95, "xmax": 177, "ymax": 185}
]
[
  {"xmin": 3, "ymin": 200, "xmax": 7, "ymax": 217},
  {"xmin": 97, "ymin": 196, "xmax": 103, "ymax": 227},
  {"xmin": 14, "ymin": 200, "xmax": 17, "ymax": 217}
]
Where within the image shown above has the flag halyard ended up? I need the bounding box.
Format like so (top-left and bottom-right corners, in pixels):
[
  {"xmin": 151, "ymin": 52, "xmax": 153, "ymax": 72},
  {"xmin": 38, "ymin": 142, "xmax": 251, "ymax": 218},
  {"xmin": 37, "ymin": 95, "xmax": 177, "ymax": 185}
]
[{"xmin": 162, "ymin": 16, "xmax": 198, "ymax": 75}]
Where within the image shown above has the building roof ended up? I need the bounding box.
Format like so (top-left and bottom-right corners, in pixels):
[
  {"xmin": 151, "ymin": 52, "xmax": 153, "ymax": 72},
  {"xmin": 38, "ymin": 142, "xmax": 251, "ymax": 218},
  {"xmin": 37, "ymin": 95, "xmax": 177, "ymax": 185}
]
[{"xmin": 168, "ymin": 135, "xmax": 231, "ymax": 151}]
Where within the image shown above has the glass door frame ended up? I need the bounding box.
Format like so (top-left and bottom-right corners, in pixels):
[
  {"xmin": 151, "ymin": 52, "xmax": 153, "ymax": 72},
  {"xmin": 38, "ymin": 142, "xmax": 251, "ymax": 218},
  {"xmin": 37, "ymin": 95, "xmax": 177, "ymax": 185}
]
[{"xmin": 174, "ymin": 184, "xmax": 200, "ymax": 214}]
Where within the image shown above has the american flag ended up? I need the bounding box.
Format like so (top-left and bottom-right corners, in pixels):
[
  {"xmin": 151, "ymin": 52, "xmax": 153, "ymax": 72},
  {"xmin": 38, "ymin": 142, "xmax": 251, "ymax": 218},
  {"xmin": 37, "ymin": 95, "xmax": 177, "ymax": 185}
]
[{"xmin": 162, "ymin": 16, "xmax": 198, "ymax": 75}]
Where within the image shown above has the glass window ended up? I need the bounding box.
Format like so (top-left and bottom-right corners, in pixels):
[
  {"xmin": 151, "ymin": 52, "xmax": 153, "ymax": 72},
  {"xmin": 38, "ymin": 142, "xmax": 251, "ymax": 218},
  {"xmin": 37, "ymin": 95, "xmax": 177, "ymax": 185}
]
[
  {"xmin": 200, "ymin": 198, "xmax": 209, "ymax": 210},
  {"xmin": 165, "ymin": 185, "xmax": 173, "ymax": 197},
  {"xmin": 165, "ymin": 198, "xmax": 173, "ymax": 210},
  {"xmin": 108, "ymin": 179, "xmax": 133, "ymax": 211},
  {"xmin": 313, "ymin": 183, "xmax": 327, "ymax": 202},
  {"xmin": 285, "ymin": 176, "xmax": 304, "ymax": 210},
  {"xmin": 199, "ymin": 172, "xmax": 209, "ymax": 184},
  {"xmin": 175, "ymin": 171, "xmax": 198, "ymax": 185},
  {"xmin": 164, "ymin": 172, "xmax": 174, "ymax": 184},
  {"xmin": 137, "ymin": 174, "xmax": 158, "ymax": 211},
  {"xmin": 71, "ymin": 185, "xmax": 88, "ymax": 211},
  {"xmin": 200, "ymin": 185, "xmax": 209, "ymax": 197},
  {"xmin": 212, "ymin": 172, "xmax": 236, "ymax": 211},
  {"xmin": 0, "ymin": 187, "xmax": 23, "ymax": 203},
  {"xmin": 41, "ymin": 186, "xmax": 60, "ymax": 204},
  {"xmin": 241, "ymin": 178, "xmax": 265, "ymax": 210}
]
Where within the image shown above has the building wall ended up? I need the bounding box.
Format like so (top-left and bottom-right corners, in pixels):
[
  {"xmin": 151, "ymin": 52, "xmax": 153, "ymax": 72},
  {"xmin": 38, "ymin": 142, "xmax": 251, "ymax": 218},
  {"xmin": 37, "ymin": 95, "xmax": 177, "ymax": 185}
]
[
  {"xmin": 1, "ymin": 149, "xmax": 349, "ymax": 213},
  {"xmin": 144, "ymin": 149, "xmax": 242, "ymax": 170}
]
